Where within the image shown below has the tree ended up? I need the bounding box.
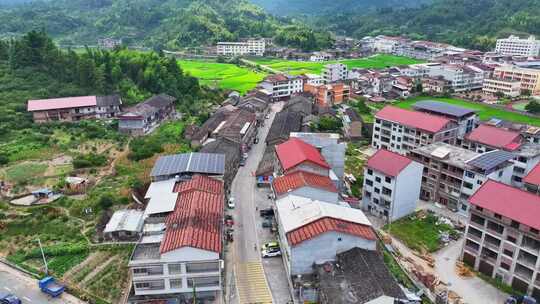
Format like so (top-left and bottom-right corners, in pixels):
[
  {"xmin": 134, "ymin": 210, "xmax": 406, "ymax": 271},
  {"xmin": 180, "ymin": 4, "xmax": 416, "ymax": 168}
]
[
  {"xmin": 98, "ymin": 194, "xmax": 114, "ymax": 210},
  {"xmin": 494, "ymin": 91, "xmax": 505, "ymax": 99},
  {"xmin": 522, "ymin": 89, "xmax": 532, "ymax": 97},
  {"xmin": 525, "ymin": 101, "xmax": 540, "ymax": 114},
  {"xmin": 317, "ymin": 116, "xmax": 343, "ymax": 132}
]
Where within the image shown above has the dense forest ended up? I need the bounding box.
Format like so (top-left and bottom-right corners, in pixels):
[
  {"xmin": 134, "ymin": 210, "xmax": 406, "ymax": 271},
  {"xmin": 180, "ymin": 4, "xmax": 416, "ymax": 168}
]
[
  {"xmin": 0, "ymin": 31, "xmax": 222, "ymax": 162},
  {"xmin": 0, "ymin": 0, "xmax": 333, "ymax": 51},
  {"xmin": 312, "ymin": 0, "xmax": 540, "ymax": 50}
]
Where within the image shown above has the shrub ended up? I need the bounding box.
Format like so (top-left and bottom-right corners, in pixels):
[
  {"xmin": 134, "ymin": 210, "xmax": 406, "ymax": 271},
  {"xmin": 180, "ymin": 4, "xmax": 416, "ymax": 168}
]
[
  {"xmin": 0, "ymin": 154, "xmax": 8, "ymax": 165},
  {"xmin": 98, "ymin": 194, "xmax": 114, "ymax": 210},
  {"xmin": 73, "ymin": 154, "xmax": 108, "ymax": 169}
]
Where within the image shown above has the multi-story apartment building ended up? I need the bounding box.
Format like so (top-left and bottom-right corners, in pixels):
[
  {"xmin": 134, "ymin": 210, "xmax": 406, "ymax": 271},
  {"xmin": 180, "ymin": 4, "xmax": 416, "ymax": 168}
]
[
  {"xmin": 362, "ymin": 149, "xmax": 423, "ymax": 221},
  {"xmin": 371, "ymin": 36, "xmax": 410, "ymax": 54},
  {"xmin": 322, "ymin": 63, "xmax": 348, "ymax": 83},
  {"xmin": 118, "ymin": 94, "xmax": 176, "ymax": 136},
  {"xmin": 524, "ymin": 163, "xmax": 540, "ymax": 195},
  {"xmin": 372, "ymin": 106, "xmax": 459, "ymax": 155},
  {"xmin": 495, "ymin": 35, "xmax": 540, "ymax": 57},
  {"xmin": 426, "ymin": 64, "xmax": 490, "ymax": 92},
  {"xmin": 259, "ymin": 74, "xmax": 303, "ymax": 101},
  {"xmin": 463, "ymin": 124, "xmax": 540, "ymax": 187},
  {"xmin": 492, "ymin": 65, "xmax": 540, "ymax": 96},
  {"xmin": 394, "ymin": 40, "xmax": 451, "ymax": 60},
  {"xmin": 483, "ymin": 78, "xmax": 522, "ymax": 97},
  {"xmin": 410, "ymin": 142, "xmax": 515, "ymax": 213},
  {"xmin": 128, "ymin": 175, "xmax": 224, "ymax": 302},
  {"xmin": 303, "ymin": 83, "xmax": 350, "ymax": 107},
  {"xmin": 216, "ymin": 38, "xmax": 266, "ymax": 56},
  {"xmin": 27, "ymin": 95, "xmax": 122, "ymax": 123},
  {"xmin": 461, "ymin": 180, "xmax": 540, "ymax": 300},
  {"xmin": 412, "ymin": 100, "xmax": 478, "ymax": 140},
  {"xmin": 421, "ymin": 76, "xmax": 451, "ymax": 94}
]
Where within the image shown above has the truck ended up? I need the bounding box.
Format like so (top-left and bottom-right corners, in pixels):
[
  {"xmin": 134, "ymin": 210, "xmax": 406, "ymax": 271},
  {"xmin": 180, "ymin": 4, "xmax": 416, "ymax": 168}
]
[{"xmin": 39, "ymin": 276, "xmax": 65, "ymax": 297}]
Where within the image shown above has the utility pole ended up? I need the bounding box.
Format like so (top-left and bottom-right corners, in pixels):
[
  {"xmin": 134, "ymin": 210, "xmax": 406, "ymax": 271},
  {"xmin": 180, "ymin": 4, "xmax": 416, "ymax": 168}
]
[{"xmin": 37, "ymin": 238, "xmax": 48, "ymax": 275}]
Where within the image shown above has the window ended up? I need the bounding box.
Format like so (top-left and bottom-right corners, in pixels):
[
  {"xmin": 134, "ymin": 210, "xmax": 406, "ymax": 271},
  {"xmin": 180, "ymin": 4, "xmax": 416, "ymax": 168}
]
[
  {"xmin": 500, "ymin": 262, "xmax": 511, "ymax": 271},
  {"xmin": 374, "ymin": 188, "xmax": 380, "ymax": 194},
  {"xmin": 463, "ymin": 182, "xmax": 473, "ymax": 190},
  {"xmin": 170, "ymin": 279, "xmax": 183, "ymax": 289},
  {"xmin": 494, "ymin": 213, "xmax": 502, "ymax": 220},
  {"xmin": 186, "ymin": 262, "xmax": 220, "ymax": 273},
  {"xmin": 187, "ymin": 276, "xmax": 220, "ymax": 288},
  {"xmin": 135, "ymin": 280, "xmax": 165, "ymax": 291},
  {"xmin": 385, "ymin": 177, "xmax": 392, "ymax": 183},
  {"xmin": 367, "ymin": 169, "xmax": 373, "ymax": 175},
  {"xmin": 511, "ymin": 221, "xmax": 520, "ymax": 229},
  {"xmin": 365, "ymin": 179, "xmax": 373, "ymax": 186},
  {"xmin": 498, "ymin": 171, "xmax": 503, "ymax": 178},
  {"xmin": 476, "ymin": 206, "xmax": 483, "ymax": 212},
  {"xmin": 507, "ymin": 235, "xmax": 517, "ymax": 243},
  {"xmin": 375, "ymin": 177, "xmax": 381, "ymax": 183},
  {"xmin": 364, "ymin": 191, "xmax": 371, "ymax": 198},
  {"xmin": 168, "ymin": 264, "xmax": 183, "ymax": 275},
  {"xmin": 337, "ymin": 237, "xmax": 342, "ymax": 242},
  {"xmin": 503, "ymin": 249, "xmax": 514, "ymax": 257},
  {"xmin": 465, "ymin": 171, "xmax": 475, "ymax": 178},
  {"xmin": 531, "ymin": 228, "xmax": 539, "ymax": 234}
]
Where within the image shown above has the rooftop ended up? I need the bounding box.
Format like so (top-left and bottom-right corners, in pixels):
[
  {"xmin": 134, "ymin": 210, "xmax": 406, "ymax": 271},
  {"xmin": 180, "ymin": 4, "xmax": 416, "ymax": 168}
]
[
  {"xmin": 412, "ymin": 100, "xmax": 476, "ymax": 118},
  {"xmin": 173, "ymin": 174, "xmax": 224, "ymax": 195},
  {"xmin": 150, "ymin": 152, "xmax": 226, "ymax": 178},
  {"xmin": 272, "ymin": 171, "xmax": 337, "ymax": 196},
  {"xmin": 266, "ymin": 110, "xmax": 303, "ymax": 144},
  {"xmin": 366, "ymin": 149, "xmax": 413, "ymax": 177},
  {"xmin": 28, "ymin": 95, "xmax": 97, "ymax": 112},
  {"xmin": 412, "ymin": 142, "xmax": 479, "ymax": 170},
  {"xmin": 466, "ymin": 124, "xmax": 522, "ymax": 151},
  {"xmin": 316, "ymin": 248, "xmax": 406, "ymax": 304},
  {"xmin": 524, "ymin": 162, "xmax": 540, "ymax": 186},
  {"xmin": 132, "ymin": 243, "xmax": 161, "ymax": 261},
  {"xmin": 466, "ymin": 150, "xmax": 515, "ymax": 172},
  {"xmin": 375, "ymin": 106, "xmax": 451, "ymax": 133},
  {"xmin": 276, "ymin": 138, "xmax": 331, "ymax": 171},
  {"xmin": 103, "ymin": 209, "xmax": 144, "ymax": 233},
  {"xmin": 289, "ymin": 132, "xmax": 340, "ymax": 148},
  {"xmin": 469, "ymin": 180, "xmax": 540, "ymax": 231},
  {"xmin": 144, "ymin": 179, "xmax": 178, "ymax": 216},
  {"xmin": 275, "ymin": 195, "xmax": 373, "ymax": 246}
]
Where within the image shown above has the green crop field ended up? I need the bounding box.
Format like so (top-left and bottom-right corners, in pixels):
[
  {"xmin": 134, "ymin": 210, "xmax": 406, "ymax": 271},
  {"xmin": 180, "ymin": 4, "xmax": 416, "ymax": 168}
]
[
  {"xmin": 251, "ymin": 54, "xmax": 424, "ymax": 75},
  {"xmin": 178, "ymin": 60, "xmax": 267, "ymax": 94},
  {"xmin": 395, "ymin": 97, "xmax": 540, "ymax": 127}
]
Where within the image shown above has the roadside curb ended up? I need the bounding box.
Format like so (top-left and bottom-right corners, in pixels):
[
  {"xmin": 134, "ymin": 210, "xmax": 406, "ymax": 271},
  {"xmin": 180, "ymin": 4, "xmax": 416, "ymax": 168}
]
[{"xmin": 0, "ymin": 258, "xmax": 40, "ymax": 279}]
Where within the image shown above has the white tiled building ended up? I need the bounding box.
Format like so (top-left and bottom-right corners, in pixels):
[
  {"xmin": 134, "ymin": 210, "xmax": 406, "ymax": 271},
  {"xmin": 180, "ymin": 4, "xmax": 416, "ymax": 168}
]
[
  {"xmin": 362, "ymin": 149, "xmax": 423, "ymax": 222},
  {"xmin": 483, "ymin": 78, "xmax": 522, "ymax": 97},
  {"xmin": 216, "ymin": 39, "xmax": 266, "ymax": 56},
  {"xmin": 495, "ymin": 35, "xmax": 540, "ymax": 57},
  {"xmin": 260, "ymin": 74, "xmax": 303, "ymax": 100},
  {"xmin": 322, "ymin": 63, "xmax": 348, "ymax": 83}
]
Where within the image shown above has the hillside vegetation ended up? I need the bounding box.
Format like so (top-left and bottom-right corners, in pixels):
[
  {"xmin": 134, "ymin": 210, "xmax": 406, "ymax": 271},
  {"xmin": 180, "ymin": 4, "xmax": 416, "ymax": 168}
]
[
  {"xmin": 314, "ymin": 0, "xmax": 540, "ymax": 50},
  {"xmin": 0, "ymin": 0, "xmax": 333, "ymax": 51}
]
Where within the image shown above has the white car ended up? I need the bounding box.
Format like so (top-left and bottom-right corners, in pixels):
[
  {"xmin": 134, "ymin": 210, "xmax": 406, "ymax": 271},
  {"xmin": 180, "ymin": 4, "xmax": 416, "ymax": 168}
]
[
  {"xmin": 265, "ymin": 114, "xmax": 270, "ymax": 119},
  {"xmin": 261, "ymin": 248, "xmax": 282, "ymax": 258},
  {"xmin": 227, "ymin": 197, "xmax": 235, "ymax": 209}
]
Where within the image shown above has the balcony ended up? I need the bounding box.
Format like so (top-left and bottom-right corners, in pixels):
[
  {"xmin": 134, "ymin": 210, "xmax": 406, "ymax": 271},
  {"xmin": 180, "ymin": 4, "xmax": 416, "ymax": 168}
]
[
  {"xmin": 521, "ymin": 236, "xmax": 540, "ymax": 253},
  {"xmin": 484, "ymin": 234, "xmax": 501, "ymax": 251},
  {"xmin": 517, "ymin": 250, "xmax": 538, "ymax": 269},
  {"xmin": 515, "ymin": 263, "xmax": 534, "ymax": 282}
]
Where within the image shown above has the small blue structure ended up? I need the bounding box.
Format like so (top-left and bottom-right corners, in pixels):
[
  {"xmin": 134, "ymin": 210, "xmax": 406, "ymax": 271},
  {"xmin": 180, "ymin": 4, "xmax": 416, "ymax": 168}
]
[{"xmin": 39, "ymin": 277, "xmax": 65, "ymax": 297}]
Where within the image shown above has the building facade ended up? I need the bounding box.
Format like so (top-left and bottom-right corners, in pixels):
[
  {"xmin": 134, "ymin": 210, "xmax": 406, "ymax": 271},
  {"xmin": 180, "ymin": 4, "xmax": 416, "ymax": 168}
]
[
  {"xmin": 461, "ymin": 180, "xmax": 540, "ymax": 301},
  {"xmin": 304, "ymin": 83, "xmax": 350, "ymax": 107},
  {"xmin": 372, "ymin": 106, "xmax": 459, "ymax": 155},
  {"xmin": 216, "ymin": 39, "xmax": 266, "ymax": 56},
  {"xmin": 495, "ymin": 35, "xmax": 540, "ymax": 57},
  {"xmin": 362, "ymin": 149, "xmax": 423, "ymax": 221},
  {"xmin": 28, "ymin": 95, "xmax": 122, "ymax": 123},
  {"xmin": 492, "ymin": 65, "xmax": 540, "ymax": 96},
  {"xmin": 322, "ymin": 63, "xmax": 348, "ymax": 83},
  {"xmin": 118, "ymin": 94, "xmax": 176, "ymax": 136},
  {"xmin": 259, "ymin": 74, "xmax": 303, "ymax": 101},
  {"xmin": 412, "ymin": 100, "xmax": 478, "ymax": 140},
  {"xmin": 483, "ymin": 78, "xmax": 522, "ymax": 97}
]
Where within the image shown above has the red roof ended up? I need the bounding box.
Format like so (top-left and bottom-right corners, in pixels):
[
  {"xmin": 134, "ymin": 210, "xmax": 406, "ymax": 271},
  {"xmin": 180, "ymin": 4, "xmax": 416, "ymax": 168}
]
[
  {"xmin": 524, "ymin": 163, "xmax": 540, "ymax": 186},
  {"xmin": 273, "ymin": 171, "xmax": 337, "ymax": 195},
  {"xmin": 275, "ymin": 138, "xmax": 330, "ymax": 171},
  {"xmin": 469, "ymin": 180, "xmax": 540, "ymax": 231},
  {"xmin": 287, "ymin": 217, "xmax": 376, "ymax": 246},
  {"xmin": 173, "ymin": 175, "xmax": 224, "ymax": 194},
  {"xmin": 366, "ymin": 149, "xmax": 413, "ymax": 177},
  {"xmin": 27, "ymin": 96, "xmax": 97, "ymax": 111},
  {"xmin": 466, "ymin": 124, "xmax": 522, "ymax": 151},
  {"xmin": 375, "ymin": 106, "xmax": 451, "ymax": 133},
  {"xmin": 160, "ymin": 190, "xmax": 223, "ymax": 253}
]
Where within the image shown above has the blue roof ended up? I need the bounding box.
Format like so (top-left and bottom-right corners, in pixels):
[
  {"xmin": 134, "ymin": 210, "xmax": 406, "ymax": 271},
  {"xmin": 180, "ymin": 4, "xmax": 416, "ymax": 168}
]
[
  {"xmin": 413, "ymin": 100, "xmax": 476, "ymax": 118},
  {"xmin": 150, "ymin": 152, "xmax": 225, "ymax": 177},
  {"xmin": 467, "ymin": 150, "xmax": 515, "ymax": 171}
]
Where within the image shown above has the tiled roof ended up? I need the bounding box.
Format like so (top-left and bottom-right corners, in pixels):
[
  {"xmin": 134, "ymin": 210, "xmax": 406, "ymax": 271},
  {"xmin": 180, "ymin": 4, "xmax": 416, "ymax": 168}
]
[
  {"xmin": 466, "ymin": 124, "xmax": 522, "ymax": 151},
  {"xmin": 28, "ymin": 96, "xmax": 97, "ymax": 111},
  {"xmin": 160, "ymin": 190, "xmax": 223, "ymax": 253},
  {"xmin": 375, "ymin": 106, "xmax": 451, "ymax": 133},
  {"xmin": 276, "ymin": 138, "xmax": 330, "ymax": 171},
  {"xmin": 287, "ymin": 217, "xmax": 376, "ymax": 246},
  {"xmin": 469, "ymin": 180, "xmax": 540, "ymax": 231},
  {"xmin": 273, "ymin": 171, "xmax": 337, "ymax": 195},
  {"xmin": 366, "ymin": 149, "xmax": 413, "ymax": 177},
  {"xmin": 173, "ymin": 175, "xmax": 224, "ymax": 194},
  {"xmin": 524, "ymin": 163, "xmax": 540, "ymax": 186}
]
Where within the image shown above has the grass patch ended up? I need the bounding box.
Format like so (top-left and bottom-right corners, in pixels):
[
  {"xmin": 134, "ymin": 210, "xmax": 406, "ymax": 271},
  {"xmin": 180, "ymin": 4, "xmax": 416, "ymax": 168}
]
[
  {"xmin": 384, "ymin": 211, "xmax": 456, "ymax": 253},
  {"xmin": 3, "ymin": 162, "xmax": 48, "ymax": 184},
  {"xmin": 395, "ymin": 97, "xmax": 540, "ymax": 127},
  {"xmin": 179, "ymin": 60, "xmax": 267, "ymax": 94},
  {"xmin": 512, "ymin": 102, "xmax": 529, "ymax": 111},
  {"xmin": 251, "ymin": 54, "xmax": 424, "ymax": 75}
]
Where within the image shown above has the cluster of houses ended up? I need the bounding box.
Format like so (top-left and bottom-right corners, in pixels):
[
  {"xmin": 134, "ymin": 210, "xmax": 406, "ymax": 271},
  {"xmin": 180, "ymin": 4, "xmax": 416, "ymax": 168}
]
[{"xmin": 366, "ymin": 100, "xmax": 540, "ymax": 300}]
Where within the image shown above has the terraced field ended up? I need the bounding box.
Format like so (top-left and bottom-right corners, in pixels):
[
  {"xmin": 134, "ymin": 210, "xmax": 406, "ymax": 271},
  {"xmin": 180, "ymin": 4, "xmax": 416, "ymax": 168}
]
[
  {"xmin": 251, "ymin": 54, "xmax": 424, "ymax": 75},
  {"xmin": 178, "ymin": 60, "xmax": 267, "ymax": 94}
]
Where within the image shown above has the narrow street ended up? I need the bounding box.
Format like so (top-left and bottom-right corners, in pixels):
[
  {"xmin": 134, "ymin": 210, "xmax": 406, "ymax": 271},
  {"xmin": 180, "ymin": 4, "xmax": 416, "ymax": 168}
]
[
  {"xmin": 0, "ymin": 261, "xmax": 86, "ymax": 304},
  {"xmin": 226, "ymin": 102, "xmax": 291, "ymax": 304}
]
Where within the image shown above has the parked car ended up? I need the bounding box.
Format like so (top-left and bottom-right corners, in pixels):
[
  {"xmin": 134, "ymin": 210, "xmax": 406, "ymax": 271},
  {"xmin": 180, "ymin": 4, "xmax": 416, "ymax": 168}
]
[
  {"xmin": 0, "ymin": 293, "xmax": 21, "ymax": 304},
  {"xmin": 506, "ymin": 296, "xmax": 537, "ymax": 304},
  {"xmin": 265, "ymin": 114, "xmax": 270, "ymax": 119},
  {"xmin": 227, "ymin": 197, "xmax": 235, "ymax": 209},
  {"xmin": 262, "ymin": 219, "xmax": 273, "ymax": 228},
  {"xmin": 262, "ymin": 248, "xmax": 282, "ymax": 258},
  {"xmin": 239, "ymin": 159, "xmax": 246, "ymax": 166},
  {"xmin": 254, "ymin": 137, "xmax": 259, "ymax": 144},
  {"xmin": 261, "ymin": 241, "xmax": 280, "ymax": 251},
  {"xmin": 259, "ymin": 208, "xmax": 274, "ymax": 217}
]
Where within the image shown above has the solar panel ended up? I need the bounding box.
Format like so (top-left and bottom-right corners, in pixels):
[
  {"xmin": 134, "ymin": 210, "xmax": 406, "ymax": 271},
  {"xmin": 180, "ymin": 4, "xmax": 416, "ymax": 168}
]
[
  {"xmin": 150, "ymin": 152, "xmax": 225, "ymax": 177},
  {"xmin": 467, "ymin": 150, "xmax": 515, "ymax": 171},
  {"xmin": 413, "ymin": 100, "xmax": 476, "ymax": 118}
]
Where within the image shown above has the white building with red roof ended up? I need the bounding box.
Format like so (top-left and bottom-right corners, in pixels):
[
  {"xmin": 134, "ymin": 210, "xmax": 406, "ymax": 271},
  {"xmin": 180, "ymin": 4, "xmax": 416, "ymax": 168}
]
[
  {"xmin": 372, "ymin": 106, "xmax": 459, "ymax": 155},
  {"xmin": 272, "ymin": 170, "xmax": 339, "ymax": 203},
  {"xmin": 275, "ymin": 195, "xmax": 376, "ymax": 276},
  {"xmin": 275, "ymin": 138, "xmax": 331, "ymax": 176},
  {"xmin": 27, "ymin": 95, "xmax": 122, "ymax": 123},
  {"xmin": 524, "ymin": 162, "xmax": 540, "ymax": 195},
  {"xmin": 129, "ymin": 175, "xmax": 224, "ymax": 301},
  {"xmin": 362, "ymin": 149, "xmax": 423, "ymax": 221},
  {"xmin": 259, "ymin": 73, "xmax": 303, "ymax": 101},
  {"xmin": 462, "ymin": 180, "xmax": 540, "ymax": 298}
]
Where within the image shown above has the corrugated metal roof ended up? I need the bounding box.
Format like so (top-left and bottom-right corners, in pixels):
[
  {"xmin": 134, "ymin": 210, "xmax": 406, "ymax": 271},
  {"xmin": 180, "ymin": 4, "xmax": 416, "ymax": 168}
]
[
  {"xmin": 28, "ymin": 96, "xmax": 97, "ymax": 111},
  {"xmin": 103, "ymin": 209, "xmax": 144, "ymax": 233},
  {"xmin": 413, "ymin": 100, "xmax": 476, "ymax": 118},
  {"xmin": 144, "ymin": 179, "xmax": 178, "ymax": 216},
  {"xmin": 466, "ymin": 150, "xmax": 515, "ymax": 171},
  {"xmin": 150, "ymin": 152, "xmax": 225, "ymax": 178}
]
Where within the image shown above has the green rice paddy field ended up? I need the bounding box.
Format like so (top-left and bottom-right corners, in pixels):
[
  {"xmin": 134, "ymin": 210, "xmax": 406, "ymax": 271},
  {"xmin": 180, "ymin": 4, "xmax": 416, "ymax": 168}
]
[
  {"xmin": 178, "ymin": 60, "xmax": 267, "ymax": 94},
  {"xmin": 252, "ymin": 54, "xmax": 425, "ymax": 75},
  {"xmin": 395, "ymin": 97, "xmax": 540, "ymax": 127}
]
